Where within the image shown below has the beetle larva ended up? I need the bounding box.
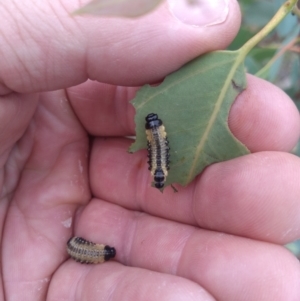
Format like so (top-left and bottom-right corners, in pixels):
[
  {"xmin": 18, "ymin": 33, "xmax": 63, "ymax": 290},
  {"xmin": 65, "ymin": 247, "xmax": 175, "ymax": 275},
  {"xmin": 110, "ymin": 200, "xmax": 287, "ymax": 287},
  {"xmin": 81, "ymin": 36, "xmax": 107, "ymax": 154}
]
[
  {"xmin": 67, "ymin": 237, "xmax": 116, "ymax": 264},
  {"xmin": 145, "ymin": 113, "xmax": 170, "ymax": 189}
]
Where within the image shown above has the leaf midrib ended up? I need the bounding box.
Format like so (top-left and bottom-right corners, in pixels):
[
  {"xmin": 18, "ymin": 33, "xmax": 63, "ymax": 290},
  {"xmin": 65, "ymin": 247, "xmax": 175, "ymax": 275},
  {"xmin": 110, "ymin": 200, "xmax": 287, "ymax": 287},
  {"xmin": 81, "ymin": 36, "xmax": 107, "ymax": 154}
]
[{"xmin": 186, "ymin": 52, "xmax": 243, "ymax": 183}]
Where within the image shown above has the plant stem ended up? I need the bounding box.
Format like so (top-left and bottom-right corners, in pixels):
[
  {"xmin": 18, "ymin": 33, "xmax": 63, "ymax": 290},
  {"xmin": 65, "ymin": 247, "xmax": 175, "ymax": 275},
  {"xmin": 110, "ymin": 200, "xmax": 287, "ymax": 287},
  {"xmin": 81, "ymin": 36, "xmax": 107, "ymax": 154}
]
[{"xmin": 239, "ymin": 0, "xmax": 298, "ymax": 58}]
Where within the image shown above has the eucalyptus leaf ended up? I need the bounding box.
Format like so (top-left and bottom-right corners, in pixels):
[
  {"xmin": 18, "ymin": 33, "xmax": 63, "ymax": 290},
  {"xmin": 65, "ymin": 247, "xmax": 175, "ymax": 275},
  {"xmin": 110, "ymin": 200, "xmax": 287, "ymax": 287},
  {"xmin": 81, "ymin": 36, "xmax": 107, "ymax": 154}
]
[
  {"xmin": 129, "ymin": 0, "xmax": 296, "ymax": 189},
  {"xmin": 73, "ymin": 0, "xmax": 163, "ymax": 17},
  {"xmin": 130, "ymin": 50, "xmax": 250, "ymax": 188}
]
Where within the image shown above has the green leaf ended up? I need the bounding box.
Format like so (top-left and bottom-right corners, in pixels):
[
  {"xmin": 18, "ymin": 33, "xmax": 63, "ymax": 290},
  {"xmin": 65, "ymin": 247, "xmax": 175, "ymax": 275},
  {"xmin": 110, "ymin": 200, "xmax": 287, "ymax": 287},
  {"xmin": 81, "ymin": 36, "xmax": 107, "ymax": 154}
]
[
  {"xmin": 128, "ymin": 0, "xmax": 297, "ymax": 189},
  {"xmin": 129, "ymin": 50, "xmax": 250, "ymax": 188},
  {"xmin": 73, "ymin": 0, "xmax": 163, "ymax": 18}
]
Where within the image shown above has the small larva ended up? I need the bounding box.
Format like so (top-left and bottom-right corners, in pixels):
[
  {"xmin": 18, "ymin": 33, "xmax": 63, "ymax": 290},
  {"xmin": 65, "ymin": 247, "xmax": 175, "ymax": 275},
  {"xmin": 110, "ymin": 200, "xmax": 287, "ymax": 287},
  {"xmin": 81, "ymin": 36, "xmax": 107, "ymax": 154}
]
[
  {"xmin": 67, "ymin": 237, "xmax": 116, "ymax": 264},
  {"xmin": 145, "ymin": 113, "xmax": 170, "ymax": 189}
]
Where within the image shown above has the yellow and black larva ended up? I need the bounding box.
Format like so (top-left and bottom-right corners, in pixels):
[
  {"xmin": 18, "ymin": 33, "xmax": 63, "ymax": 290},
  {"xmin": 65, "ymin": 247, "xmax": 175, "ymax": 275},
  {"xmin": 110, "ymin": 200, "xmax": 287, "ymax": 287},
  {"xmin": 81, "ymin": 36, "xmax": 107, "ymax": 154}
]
[
  {"xmin": 67, "ymin": 237, "xmax": 116, "ymax": 264},
  {"xmin": 145, "ymin": 113, "xmax": 170, "ymax": 189}
]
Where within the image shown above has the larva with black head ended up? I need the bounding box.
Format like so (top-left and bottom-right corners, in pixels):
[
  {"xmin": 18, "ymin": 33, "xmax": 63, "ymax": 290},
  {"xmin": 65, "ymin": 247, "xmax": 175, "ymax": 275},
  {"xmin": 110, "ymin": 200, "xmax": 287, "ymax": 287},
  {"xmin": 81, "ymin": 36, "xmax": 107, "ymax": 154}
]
[
  {"xmin": 67, "ymin": 237, "xmax": 116, "ymax": 264},
  {"xmin": 145, "ymin": 113, "xmax": 170, "ymax": 189}
]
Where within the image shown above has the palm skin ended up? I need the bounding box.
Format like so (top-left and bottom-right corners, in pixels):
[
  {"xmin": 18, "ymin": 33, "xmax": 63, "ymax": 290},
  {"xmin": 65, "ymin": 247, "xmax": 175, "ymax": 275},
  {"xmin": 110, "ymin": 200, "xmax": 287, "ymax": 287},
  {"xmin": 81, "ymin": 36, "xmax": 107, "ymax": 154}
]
[{"xmin": 0, "ymin": 1, "xmax": 300, "ymax": 301}]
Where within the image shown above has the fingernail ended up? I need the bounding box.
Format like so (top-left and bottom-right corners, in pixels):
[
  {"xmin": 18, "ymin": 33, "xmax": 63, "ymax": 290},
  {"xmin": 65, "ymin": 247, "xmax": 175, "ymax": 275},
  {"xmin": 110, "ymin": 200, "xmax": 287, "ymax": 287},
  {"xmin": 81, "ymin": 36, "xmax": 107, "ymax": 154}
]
[{"xmin": 167, "ymin": 0, "xmax": 229, "ymax": 27}]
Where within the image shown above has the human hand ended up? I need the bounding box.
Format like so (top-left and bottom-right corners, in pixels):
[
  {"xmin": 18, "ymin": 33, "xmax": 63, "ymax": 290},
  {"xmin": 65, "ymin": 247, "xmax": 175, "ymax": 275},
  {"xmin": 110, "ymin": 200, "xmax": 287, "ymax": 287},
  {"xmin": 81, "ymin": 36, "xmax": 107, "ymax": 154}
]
[{"xmin": 0, "ymin": 0, "xmax": 300, "ymax": 300}]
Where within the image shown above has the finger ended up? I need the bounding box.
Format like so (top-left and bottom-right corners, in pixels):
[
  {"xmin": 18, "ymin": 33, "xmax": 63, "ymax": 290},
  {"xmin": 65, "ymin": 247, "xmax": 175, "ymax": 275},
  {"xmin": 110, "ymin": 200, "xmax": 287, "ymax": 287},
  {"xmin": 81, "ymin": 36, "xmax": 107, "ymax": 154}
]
[
  {"xmin": 2, "ymin": 96, "xmax": 90, "ymax": 301},
  {"xmin": 91, "ymin": 138, "xmax": 300, "ymax": 244},
  {"xmin": 0, "ymin": 0, "xmax": 241, "ymax": 93},
  {"xmin": 69, "ymin": 75, "xmax": 300, "ymax": 152},
  {"xmin": 229, "ymin": 74, "xmax": 300, "ymax": 152},
  {"xmin": 193, "ymin": 151, "xmax": 300, "ymax": 243},
  {"xmin": 68, "ymin": 81, "xmax": 137, "ymax": 136},
  {"xmin": 49, "ymin": 262, "xmax": 215, "ymax": 301},
  {"xmin": 69, "ymin": 199, "xmax": 300, "ymax": 301}
]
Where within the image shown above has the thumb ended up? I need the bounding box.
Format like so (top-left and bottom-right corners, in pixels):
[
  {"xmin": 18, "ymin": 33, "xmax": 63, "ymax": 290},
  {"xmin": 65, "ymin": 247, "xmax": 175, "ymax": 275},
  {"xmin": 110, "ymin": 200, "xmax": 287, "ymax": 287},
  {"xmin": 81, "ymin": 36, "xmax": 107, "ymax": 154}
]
[{"xmin": 0, "ymin": 0, "xmax": 241, "ymax": 93}]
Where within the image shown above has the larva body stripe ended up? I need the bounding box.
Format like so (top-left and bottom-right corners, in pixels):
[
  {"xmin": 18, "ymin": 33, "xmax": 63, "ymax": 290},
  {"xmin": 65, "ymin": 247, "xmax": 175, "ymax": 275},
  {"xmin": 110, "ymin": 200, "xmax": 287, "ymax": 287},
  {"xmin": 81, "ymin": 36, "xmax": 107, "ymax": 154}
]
[
  {"xmin": 145, "ymin": 113, "xmax": 170, "ymax": 189},
  {"xmin": 67, "ymin": 237, "xmax": 116, "ymax": 264}
]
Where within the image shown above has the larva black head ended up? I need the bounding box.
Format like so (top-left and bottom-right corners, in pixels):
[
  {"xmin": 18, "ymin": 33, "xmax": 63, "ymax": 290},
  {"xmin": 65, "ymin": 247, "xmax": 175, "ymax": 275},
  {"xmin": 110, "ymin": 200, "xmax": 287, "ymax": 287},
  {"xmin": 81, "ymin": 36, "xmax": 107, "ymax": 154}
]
[
  {"xmin": 145, "ymin": 113, "xmax": 162, "ymax": 129},
  {"xmin": 154, "ymin": 168, "xmax": 165, "ymax": 189},
  {"xmin": 104, "ymin": 245, "xmax": 116, "ymax": 261}
]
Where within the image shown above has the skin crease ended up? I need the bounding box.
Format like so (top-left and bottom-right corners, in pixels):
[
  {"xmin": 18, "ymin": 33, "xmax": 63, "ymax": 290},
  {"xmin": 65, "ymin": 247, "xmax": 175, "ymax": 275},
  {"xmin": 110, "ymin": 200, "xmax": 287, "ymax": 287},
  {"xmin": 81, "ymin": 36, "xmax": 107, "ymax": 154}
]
[{"xmin": 0, "ymin": 1, "xmax": 299, "ymax": 301}]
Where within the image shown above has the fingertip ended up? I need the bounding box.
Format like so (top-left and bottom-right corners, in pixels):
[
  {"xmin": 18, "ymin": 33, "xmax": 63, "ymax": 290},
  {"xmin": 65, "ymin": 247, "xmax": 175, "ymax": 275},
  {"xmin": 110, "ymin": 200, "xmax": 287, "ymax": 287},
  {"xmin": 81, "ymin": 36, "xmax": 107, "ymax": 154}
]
[{"xmin": 229, "ymin": 74, "xmax": 300, "ymax": 152}]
